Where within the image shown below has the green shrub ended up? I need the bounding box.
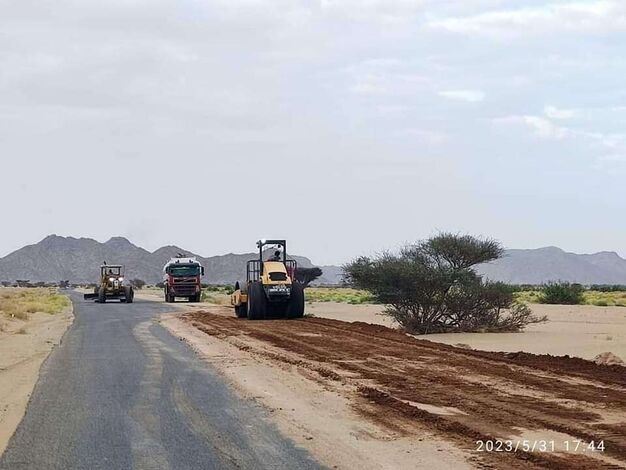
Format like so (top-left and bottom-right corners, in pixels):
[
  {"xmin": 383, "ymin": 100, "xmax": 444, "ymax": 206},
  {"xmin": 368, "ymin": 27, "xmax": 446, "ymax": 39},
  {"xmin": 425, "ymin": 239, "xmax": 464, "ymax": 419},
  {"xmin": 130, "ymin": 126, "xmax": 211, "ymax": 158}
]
[
  {"xmin": 344, "ymin": 233, "xmax": 547, "ymax": 334},
  {"xmin": 539, "ymin": 282, "xmax": 584, "ymax": 305}
]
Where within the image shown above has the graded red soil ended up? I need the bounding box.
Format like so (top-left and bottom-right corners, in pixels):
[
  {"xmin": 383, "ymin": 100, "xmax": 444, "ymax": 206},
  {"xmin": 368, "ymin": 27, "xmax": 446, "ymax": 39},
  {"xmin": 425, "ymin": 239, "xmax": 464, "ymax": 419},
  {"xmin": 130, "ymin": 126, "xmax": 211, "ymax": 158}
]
[{"xmin": 184, "ymin": 309, "xmax": 626, "ymax": 469}]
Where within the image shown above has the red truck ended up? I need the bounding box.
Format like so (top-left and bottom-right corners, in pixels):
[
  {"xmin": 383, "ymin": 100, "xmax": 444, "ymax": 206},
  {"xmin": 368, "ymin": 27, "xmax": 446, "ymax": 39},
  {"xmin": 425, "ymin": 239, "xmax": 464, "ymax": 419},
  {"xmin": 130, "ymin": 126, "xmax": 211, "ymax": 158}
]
[{"xmin": 163, "ymin": 256, "xmax": 205, "ymax": 303}]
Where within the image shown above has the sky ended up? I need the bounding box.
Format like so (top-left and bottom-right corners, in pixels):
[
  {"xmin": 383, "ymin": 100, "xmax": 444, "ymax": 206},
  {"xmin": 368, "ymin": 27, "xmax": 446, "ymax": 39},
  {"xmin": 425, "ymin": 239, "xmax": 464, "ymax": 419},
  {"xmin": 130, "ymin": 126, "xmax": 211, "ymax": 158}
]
[{"xmin": 1, "ymin": 0, "xmax": 626, "ymax": 265}]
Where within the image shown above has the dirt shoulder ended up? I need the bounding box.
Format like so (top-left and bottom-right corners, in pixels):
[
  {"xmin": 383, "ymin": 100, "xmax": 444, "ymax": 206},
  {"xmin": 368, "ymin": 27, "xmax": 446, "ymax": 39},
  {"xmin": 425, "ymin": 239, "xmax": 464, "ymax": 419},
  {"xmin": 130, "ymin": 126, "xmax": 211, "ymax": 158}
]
[
  {"xmin": 310, "ymin": 302, "xmax": 626, "ymax": 361},
  {"xmin": 164, "ymin": 306, "xmax": 626, "ymax": 470},
  {"xmin": 161, "ymin": 309, "xmax": 472, "ymax": 470},
  {"xmin": 0, "ymin": 304, "xmax": 73, "ymax": 455}
]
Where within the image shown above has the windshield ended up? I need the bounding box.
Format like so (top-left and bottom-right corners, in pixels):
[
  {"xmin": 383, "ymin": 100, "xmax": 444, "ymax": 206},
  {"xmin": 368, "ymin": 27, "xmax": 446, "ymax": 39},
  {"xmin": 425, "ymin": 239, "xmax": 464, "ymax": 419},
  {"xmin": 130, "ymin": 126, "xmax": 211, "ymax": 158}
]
[
  {"xmin": 102, "ymin": 267, "xmax": 122, "ymax": 276},
  {"xmin": 168, "ymin": 265, "xmax": 200, "ymax": 276}
]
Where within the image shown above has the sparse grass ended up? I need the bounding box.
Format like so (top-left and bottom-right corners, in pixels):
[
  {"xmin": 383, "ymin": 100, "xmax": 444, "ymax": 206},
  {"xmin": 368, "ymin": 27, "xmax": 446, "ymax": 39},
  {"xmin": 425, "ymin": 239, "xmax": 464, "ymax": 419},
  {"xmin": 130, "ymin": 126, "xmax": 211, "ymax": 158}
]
[
  {"xmin": 200, "ymin": 290, "xmax": 230, "ymax": 305},
  {"xmin": 514, "ymin": 289, "xmax": 626, "ymax": 307},
  {"xmin": 305, "ymin": 287, "xmax": 376, "ymax": 304},
  {"xmin": 0, "ymin": 288, "xmax": 70, "ymax": 320},
  {"xmin": 17, "ymin": 327, "xmax": 27, "ymax": 335},
  {"xmin": 514, "ymin": 291, "xmax": 543, "ymax": 303},
  {"xmin": 583, "ymin": 290, "xmax": 626, "ymax": 307}
]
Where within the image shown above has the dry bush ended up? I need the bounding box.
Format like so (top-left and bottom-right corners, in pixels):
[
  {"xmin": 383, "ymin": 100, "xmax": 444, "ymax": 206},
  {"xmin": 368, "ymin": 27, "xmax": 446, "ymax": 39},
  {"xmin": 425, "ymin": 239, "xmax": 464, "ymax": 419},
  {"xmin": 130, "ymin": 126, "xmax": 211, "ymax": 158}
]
[{"xmin": 0, "ymin": 288, "xmax": 70, "ymax": 321}]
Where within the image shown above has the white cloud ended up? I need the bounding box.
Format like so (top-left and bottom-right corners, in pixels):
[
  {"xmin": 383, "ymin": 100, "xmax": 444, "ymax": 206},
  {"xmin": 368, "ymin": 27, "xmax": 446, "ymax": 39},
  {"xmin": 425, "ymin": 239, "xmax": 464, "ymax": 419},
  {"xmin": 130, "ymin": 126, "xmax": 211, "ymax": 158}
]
[
  {"xmin": 346, "ymin": 59, "xmax": 430, "ymax": 96},
  {"xmin": 319, "ymin": 0, "xmax": 428, "ymax": 23},
  {"xmin": 398, "ymin": 128, "xmax": 448, "ymax": 145},
  {"xmin": 496, "ymin": 114, "xmax": 626, "ymax": 160},
  {"xmin": 429, "ymin": 1, "xmax": 626, "ymax": 36},
  {"xmin": 495, "ymin": 115, "xmax": 569, "ymax": 139},
  {"xmin": 544, "ymin": 105, "xmax": 579, "ymax": 120},
  {"xmin": 521, "ymin": 116, "xmax": 569, "ymax": 139},
  {"xmin": 600, "ymin": 153, "xmax": 626, "ymax": 162},
  {"xmin": 438, "ymin": 90, "xmax": 485, "ymax": 103}
]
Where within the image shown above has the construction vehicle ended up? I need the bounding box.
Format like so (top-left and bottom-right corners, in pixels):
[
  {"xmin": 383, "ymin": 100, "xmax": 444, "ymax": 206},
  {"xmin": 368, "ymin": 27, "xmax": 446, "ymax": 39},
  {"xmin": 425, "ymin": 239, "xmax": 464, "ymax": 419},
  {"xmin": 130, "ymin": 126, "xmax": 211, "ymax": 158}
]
[
  {"xmin": 231, "ymin": 239, "xmax": 305, "ymax": 320},
  {"xmin": 163, "ymin": 255, "xmax": 204, "ymax": 303},
  {"xmin": 83, "ymin": 264, "xmax": 134, "ymax": 303}
]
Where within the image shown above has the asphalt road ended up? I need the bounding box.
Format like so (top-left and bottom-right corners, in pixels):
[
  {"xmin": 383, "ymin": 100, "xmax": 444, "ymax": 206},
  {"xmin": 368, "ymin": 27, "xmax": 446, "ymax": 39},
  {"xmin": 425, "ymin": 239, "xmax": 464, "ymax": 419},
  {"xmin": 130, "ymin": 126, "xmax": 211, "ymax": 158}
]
[{"xmin": 0, "ymin": 292, "xmax": 322, "ymax": 470}]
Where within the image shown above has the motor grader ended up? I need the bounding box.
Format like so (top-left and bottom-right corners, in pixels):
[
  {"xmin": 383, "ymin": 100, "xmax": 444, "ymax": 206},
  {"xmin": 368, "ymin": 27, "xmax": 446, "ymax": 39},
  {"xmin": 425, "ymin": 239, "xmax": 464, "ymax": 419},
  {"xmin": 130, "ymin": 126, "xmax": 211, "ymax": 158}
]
[
  {"xmin": 83, "ymin": 264, "xmax": 134, "ymax": 303},
  {"xmin": 231, "ymin": 239, "xmax": 304, "ymax": 320}
]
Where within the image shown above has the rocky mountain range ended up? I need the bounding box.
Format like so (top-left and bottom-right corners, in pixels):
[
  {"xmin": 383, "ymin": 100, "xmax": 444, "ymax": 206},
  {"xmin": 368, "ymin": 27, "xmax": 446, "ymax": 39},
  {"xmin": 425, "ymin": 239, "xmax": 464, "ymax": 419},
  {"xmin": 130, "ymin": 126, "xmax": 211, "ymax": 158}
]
[
  {"xmin": 478, "ymin": 246, "xmax": 626, "ymax": 285},
  {"xmin": 2, "ymin": 236, "xmax": 626, "ymax": 286},
  {"xmin": 0, "ymin": 235, "xmax": 343, "ymax": 285}
]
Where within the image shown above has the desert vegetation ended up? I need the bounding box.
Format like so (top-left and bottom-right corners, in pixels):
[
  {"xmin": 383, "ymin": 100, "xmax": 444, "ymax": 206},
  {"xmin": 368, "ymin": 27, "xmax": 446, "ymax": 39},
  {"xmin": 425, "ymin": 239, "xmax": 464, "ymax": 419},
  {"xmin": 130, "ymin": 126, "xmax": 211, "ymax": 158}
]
[
  {"xmin": 200, "ymin": 285, "xmax": 234, "ymax": 304},
  {"xmin": 0, "ymin": 288, "xmax": 70, "ymax": 321},
  {"xmin": 538, "ymin": 281, "xmax": 585, "ymax": 305},
  {"xmin": 305, "ymin": 287, "xmax": 375, "ymax": 304},
  {"xmin": 343, "ymin": 233, "xmax": 547, "ymax": 334},
  {"xmin": 130, "ymin": 279, "xmax": 146, "ymax": 289},
  {"xmin": 294, "ymin": 267, "xmax": 323, "ymax": 287},
  {"xmin": 513, "ymin": 283, "xmax": 626, "ymax": 307}
]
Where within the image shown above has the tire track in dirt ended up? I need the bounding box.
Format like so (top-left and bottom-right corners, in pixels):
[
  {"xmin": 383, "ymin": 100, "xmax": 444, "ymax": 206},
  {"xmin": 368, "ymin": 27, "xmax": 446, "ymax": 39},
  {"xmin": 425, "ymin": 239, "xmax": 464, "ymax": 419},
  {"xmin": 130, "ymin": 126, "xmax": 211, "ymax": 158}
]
[{"xmin": 184, "ymin": 310, "xmax": 626, "ymax": 469}]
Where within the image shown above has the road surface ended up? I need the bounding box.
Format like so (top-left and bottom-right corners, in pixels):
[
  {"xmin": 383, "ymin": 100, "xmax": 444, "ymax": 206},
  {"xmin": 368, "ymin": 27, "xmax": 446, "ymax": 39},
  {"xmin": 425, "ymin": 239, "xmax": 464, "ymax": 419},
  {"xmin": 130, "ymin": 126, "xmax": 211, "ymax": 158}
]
[{"xmin": 0, "ymin": 292, "xmax": 321, "ymax": 470}]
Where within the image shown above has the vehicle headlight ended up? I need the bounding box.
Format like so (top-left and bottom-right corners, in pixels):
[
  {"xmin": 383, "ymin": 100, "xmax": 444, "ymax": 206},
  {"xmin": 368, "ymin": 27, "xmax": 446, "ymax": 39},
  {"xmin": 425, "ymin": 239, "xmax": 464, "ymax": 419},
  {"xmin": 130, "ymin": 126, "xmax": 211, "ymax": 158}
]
[
  {"xmin": 119, "ymin": 277, "xmax": 124, "ymax": 282},
  {"xmin": 109, "ymin": 277, "xmax": 115, "ymax": 282}
]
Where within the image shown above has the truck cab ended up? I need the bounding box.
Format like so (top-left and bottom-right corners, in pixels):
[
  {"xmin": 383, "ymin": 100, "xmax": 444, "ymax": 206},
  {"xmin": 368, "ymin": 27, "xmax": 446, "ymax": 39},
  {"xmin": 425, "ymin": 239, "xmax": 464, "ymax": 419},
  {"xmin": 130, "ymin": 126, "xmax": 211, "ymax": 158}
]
[{"xmin": 163, "ymin": 257, "xmax": 205, "ymax": 303}]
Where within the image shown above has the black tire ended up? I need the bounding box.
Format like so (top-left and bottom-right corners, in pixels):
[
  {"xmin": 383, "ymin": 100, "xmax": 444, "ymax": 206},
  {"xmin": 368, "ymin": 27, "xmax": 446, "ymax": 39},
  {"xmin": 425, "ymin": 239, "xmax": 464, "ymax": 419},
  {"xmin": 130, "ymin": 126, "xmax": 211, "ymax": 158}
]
[
  {"xmin": 235, "ymin": 304, "xmax": 247, "ymax": 318},
  {"xmin": 287, "ymin": 282, "xmax": 305, "ymax": 318},
  {"xmin": 247, "ymin": 282, "xmax": 266, "ymax": 320},
  {"xmin": 165, "ymin": 287, "xmax": 174, "ymax": 303},
  {"xmin": 125, "ymin": 286, "xmax": 134, "ymax": 303},
  {"xmin": 98, "ymin": 286, "xmax": 106, "ymax": 304},
  {"xmin": 234, "ymin": 282, "xmax": 247, "ymax": 318}
]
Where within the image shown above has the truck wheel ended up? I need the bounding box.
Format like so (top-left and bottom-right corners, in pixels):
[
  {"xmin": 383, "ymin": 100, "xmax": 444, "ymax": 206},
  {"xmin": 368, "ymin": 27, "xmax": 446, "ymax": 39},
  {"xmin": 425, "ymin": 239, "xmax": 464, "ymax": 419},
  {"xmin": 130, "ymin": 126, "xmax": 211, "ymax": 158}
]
[
  {"xmin": 287, "ymin": 282, "xmax": 305, "ymax": 318},
  {"xmin": 235, "ymin": 304, "xmax": 247, "ymax": 318},
  {"xmin": 125, "ymin": 286, "xmax": 134, "ymax": 304},
  {"xmin": 247, "ymin": 282, "xmax": 266, "ymax": 320},
  {"xmin": 98, "ymin": 287, "xmax": 106, "ymax": 304}
]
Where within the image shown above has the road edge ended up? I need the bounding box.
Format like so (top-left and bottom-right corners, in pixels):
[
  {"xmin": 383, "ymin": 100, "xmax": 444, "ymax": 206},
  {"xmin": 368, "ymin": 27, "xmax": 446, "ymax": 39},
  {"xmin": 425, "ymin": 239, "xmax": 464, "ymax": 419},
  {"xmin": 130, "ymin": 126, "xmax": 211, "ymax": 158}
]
[{"xmin": 0, "ymin": 294, "xmax": 75, "ymax": 456}]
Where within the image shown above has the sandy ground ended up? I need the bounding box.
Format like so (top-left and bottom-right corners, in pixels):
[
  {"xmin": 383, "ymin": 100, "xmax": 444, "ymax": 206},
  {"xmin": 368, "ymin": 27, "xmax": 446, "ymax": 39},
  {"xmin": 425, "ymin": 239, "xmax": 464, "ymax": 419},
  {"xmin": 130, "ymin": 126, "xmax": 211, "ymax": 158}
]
[
  {"xmin": 167, "ymin": 307, "xmax": 626, "ymax": 469},
  {"xmin": 109, "ymin": 288, "xmax": 626, "ymax": 360},
  {"xmin": 161, "ymin": 311, "xmax": 472, "ymax": 470},
  {"xmin": 308, "ymin": 302, "xmax": 626, "ymax": 361},
  {"xmin": 0, "ymin": 306, "xmax": 73, "ymax": 454}
]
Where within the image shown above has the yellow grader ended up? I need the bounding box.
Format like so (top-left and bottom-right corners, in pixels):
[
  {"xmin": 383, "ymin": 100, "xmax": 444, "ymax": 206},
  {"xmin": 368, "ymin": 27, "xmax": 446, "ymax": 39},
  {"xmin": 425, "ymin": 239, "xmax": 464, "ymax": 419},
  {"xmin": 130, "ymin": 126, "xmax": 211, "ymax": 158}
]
[
  {"xmin": 84, "ymin": 264, "xmax": 134, "ymax": 303},
  {"xmin": 231, "ymin": 239, "xmax": 304, "ymax": 320}
]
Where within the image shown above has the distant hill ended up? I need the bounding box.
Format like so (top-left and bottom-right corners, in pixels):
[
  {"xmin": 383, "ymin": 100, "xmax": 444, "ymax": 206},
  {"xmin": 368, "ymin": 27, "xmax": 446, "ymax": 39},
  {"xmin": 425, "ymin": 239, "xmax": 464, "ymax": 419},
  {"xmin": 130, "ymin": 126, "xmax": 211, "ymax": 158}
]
[
  {"xmin": 0, "ymin": 235, "xmax": 344, "ymax": 285},
  {"xmin": 3, "ymin": 237, "xmax": 625, "ymax": 286},
  {"xmin": 478, "ymin": 246, "xmax": 626, "ymax": 285}
]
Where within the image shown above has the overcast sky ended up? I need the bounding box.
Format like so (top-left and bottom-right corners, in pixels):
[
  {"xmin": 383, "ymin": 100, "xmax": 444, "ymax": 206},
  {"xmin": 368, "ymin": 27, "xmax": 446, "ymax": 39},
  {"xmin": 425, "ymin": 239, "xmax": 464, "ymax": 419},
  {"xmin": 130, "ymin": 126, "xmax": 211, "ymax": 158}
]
[{"xmin": 1, "ymin": 1, "xmax": 626, "ymax": 265}]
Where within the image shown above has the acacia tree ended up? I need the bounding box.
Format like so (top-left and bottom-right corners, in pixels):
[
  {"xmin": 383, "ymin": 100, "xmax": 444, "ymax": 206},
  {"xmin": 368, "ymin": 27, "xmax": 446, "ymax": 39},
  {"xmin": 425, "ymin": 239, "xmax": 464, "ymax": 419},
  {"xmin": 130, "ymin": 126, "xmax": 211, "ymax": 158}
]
[
  {"xmin": 343, "ymin": 233, "xmax": 546, "ymax": 334},
  {"xmin": 295, "ymin": 267, "xmax": 323, "ymax": 288},
  {"xmin": 131, "ymin": 279, "xmax": 146, "ymax": 289}
]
